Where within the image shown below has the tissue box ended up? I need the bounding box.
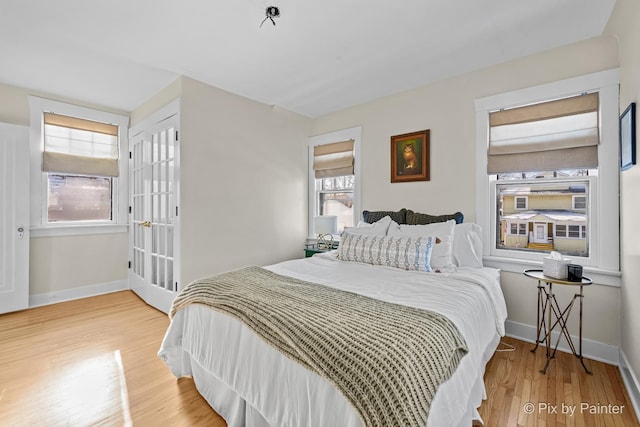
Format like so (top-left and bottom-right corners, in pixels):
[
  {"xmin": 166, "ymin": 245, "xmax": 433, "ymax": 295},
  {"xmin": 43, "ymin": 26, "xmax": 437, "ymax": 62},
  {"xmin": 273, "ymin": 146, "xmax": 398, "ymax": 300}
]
[{"xmin": 543, "ymin": 257, "xmax": 570, "ymax": 279}]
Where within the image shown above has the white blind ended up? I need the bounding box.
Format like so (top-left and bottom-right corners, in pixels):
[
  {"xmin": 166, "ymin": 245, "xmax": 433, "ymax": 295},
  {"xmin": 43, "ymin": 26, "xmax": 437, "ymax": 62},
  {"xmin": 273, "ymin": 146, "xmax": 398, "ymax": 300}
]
[
  {"xmin": 313, "ymin": 139, "xmax": 355, "ymax": 178},
  {"xmin": 488, "ymin": 93, "xmax": 599, "ymax": 174},
  {"xmin": 43, "ymin": 112, "xmax": 120, "ymax": 177}
]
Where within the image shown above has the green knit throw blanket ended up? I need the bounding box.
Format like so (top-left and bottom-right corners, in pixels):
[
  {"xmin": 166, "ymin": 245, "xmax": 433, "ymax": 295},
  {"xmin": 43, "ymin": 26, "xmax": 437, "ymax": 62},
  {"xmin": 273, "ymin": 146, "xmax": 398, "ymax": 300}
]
[{"xmin": 170, "ymin": 266, "xmax": 468, "ymax": 427}]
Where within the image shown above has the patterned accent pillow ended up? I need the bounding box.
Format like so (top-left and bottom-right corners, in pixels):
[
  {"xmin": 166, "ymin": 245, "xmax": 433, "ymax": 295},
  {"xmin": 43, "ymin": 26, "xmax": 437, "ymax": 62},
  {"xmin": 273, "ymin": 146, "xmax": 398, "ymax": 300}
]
[
  {"xmin": 406, "ymin": 210, "xmax": 464, "ymax": 225},
  {"xmin": 362, "ymin": 209, "xmax": 407, "ymax": 224},
  {"xmin": 337, "ymin": 233, "xmax": 434, "ymax": 272}
]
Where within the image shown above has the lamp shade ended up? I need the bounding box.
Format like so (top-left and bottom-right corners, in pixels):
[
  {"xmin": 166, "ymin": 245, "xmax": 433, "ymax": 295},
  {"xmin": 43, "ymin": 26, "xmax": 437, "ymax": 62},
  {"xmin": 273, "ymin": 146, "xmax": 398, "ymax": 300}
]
[{"xmin": 313, "ymin": 215, "xmax": 338, "ymax": 235}]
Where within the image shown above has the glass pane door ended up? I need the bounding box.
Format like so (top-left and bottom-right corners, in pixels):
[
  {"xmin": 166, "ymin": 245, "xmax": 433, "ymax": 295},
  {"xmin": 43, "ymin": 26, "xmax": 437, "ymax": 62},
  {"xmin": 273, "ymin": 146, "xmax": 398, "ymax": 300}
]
[
  {"xmin": 150, "ymin": 127, "xmax": 176, "ymax": 292},
  {"xmin": 128, "ymin": 104, "xmax": 180, "ymax": 314},
  {"xmin": 131, "ymin": 135, "xmax": 147, "ymax": 278}
]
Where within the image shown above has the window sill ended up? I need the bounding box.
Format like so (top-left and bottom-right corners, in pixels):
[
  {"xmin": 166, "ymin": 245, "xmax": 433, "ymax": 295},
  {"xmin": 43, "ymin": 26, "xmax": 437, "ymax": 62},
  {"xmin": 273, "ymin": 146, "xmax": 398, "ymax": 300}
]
[
  {"xmin": 483, "ymin": 255, "xmax": 621, "ymax": 287},
  {"xmin": 30, "ymin": 224, "xmax": 128, "ymax": 238}
]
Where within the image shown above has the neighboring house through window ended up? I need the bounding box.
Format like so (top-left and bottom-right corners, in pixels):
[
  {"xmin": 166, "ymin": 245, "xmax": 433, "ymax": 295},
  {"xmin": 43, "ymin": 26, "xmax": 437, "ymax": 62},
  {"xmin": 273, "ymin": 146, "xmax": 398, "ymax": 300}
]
[
  {"xmin": 29, "ymin": 97, "xmax": 129, "ymax": 236},
  {"xmin": 475, "ymin": 70, "xmax": 620, "ymax": 285}
]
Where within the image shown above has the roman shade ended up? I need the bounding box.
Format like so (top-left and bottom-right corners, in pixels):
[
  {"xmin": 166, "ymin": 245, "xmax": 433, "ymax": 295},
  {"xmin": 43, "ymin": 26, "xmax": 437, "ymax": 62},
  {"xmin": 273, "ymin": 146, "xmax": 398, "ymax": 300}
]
[
  {"xmin": 43, "ymin": 112, "xmax": 120, "ymax": 177},
  {"xmin": 488, "ymin": 92, "xmax": 599, "ymax": 174},
  {"xmin": 313, "ymin": 139, "xmax": 354, "ymax": 178}
]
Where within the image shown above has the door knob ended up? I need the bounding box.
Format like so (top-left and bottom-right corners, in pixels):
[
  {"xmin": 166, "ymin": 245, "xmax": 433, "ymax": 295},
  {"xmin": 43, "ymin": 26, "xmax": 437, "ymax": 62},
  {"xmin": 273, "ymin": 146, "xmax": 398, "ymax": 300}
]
[{"xmin": 141, "ymin": 221, "xmax": 151, "ymax": 228}]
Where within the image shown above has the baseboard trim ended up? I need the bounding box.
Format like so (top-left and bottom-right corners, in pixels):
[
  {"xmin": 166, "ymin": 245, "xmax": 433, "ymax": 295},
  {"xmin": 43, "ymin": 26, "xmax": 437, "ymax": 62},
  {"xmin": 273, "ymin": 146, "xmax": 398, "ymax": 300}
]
[
  {"xmin": 504, "ymin": 320, "xmax": 619, "ymax": 366},
  {"xmin": 619, "ymin": 350, "xmax": 640, "ymax": 422},
  {"xmin": 29, "ymin": 279, "xmax": 129, "ymax": 308}
]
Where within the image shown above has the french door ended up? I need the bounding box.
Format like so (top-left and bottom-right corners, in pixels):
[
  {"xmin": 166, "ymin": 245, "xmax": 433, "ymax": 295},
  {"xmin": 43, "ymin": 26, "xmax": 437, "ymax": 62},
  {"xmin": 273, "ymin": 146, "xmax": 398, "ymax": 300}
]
[
  {"xmin": 0, "ymin": 123, "xmax": 29, "ymax": 314},
  {"xmin": 129, "ymin": 113, "xmax": 180, "ymax": 314}
]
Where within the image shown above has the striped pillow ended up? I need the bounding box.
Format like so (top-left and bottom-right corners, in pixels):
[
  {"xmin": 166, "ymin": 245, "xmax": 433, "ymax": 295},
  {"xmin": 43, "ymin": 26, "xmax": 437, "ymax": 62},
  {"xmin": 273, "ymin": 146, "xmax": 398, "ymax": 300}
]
[{"xmin": 337, "ymin": 233, "xmax": 434, "ymax": 272}]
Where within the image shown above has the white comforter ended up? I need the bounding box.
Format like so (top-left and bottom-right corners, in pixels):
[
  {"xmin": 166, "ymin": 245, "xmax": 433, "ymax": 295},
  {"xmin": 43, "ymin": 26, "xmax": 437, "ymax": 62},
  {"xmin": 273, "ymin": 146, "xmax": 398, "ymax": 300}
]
[{"xmin": 159, "ymin": 251, "xmax": 507, "ymax": 427}]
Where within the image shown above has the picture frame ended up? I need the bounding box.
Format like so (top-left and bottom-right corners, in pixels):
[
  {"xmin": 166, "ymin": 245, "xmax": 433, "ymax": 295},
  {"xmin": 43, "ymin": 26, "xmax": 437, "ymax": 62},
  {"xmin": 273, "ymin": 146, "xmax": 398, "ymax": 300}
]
[
  {"xmin": 390, "ymin": 129, "xmax": 430, "ymax": 183},
  {"xmin": 620, "ymin": 102, "xmax": 636, "ymax": 171}
]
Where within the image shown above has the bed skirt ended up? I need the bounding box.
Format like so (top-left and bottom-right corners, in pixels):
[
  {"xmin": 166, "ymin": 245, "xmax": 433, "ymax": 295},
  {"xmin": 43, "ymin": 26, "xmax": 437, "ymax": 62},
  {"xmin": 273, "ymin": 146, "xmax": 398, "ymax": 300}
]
[{"xmin": 159, "ymin": 304, "xmax": 501, "ymax": 427}]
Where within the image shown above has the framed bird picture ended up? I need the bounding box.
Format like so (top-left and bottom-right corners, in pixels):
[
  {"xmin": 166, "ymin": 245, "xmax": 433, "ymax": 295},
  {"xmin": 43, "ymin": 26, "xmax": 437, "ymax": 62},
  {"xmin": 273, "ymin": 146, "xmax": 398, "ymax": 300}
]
[{"xmin": 390, "ymin": 129, "xmax": 430, "ymax": 182}]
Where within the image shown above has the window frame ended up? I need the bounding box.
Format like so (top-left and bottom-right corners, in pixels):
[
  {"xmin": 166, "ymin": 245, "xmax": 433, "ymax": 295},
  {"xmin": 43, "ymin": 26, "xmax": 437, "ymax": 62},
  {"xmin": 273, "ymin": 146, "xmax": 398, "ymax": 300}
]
[
  {"xmin": 29, "ymin": 96, "xmax": 129, "ymax": 237},
  {"xmin": 308, "ymin": 127, "xmax": 362, "ymax": 240},
  {"xmin": 475, "ymin": 69, "xmax": 621, "ymax": 286}
]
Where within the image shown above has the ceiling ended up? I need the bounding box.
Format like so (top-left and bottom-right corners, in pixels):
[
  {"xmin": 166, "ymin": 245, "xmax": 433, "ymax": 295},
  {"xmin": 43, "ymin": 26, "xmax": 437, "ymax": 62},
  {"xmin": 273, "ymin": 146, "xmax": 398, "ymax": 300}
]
[{"xmin": 0, "ymin": 0, "xmax": 617, "ymax": 118}]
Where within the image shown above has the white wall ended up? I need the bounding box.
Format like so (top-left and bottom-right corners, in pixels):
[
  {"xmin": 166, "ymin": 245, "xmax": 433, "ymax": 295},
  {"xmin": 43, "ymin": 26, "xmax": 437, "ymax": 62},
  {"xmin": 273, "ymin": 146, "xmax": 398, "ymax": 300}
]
[
  {"xmin": 29, "ymin": 233, "xmax": 128, "ymax": 295},
  {"xmin": 310, "ymin": 36, "xmax": 621, "ymax": 352},
  {"xmin": 132, "ymin": 77, "xmax": 311, "ymax": 286},
  {"xmin": 606, "ymin": 0, "xmax": 640, "ymax": 403}
]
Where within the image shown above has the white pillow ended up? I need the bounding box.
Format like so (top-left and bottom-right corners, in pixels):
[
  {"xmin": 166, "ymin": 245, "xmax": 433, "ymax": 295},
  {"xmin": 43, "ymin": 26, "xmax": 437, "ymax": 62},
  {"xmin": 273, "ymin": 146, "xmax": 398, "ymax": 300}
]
[
  {"xmin": 343, "ymin": 215, "xmax": 393, "ymax": 236},
  {"xmin": 452, "ymin": 223, "xmax": 483, "ymax": 268},
  {"xmin": 337, "ymin": 234, "xmax": 435, "ymax": 272},
  {"xmin": 387, "ymin": 219, "xmax": 456, "ymax": 272}
]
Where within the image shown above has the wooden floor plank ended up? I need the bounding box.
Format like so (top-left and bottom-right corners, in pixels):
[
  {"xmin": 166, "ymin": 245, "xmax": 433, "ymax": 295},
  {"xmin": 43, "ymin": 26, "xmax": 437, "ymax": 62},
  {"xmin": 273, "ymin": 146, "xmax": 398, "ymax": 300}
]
[
  {"xmin": 0, "ymin": 292, "xmax": 637, "ymax": 426},
  {"xmin": 479, "ymin": 336, "xmax": 639, "ymax": 427}
]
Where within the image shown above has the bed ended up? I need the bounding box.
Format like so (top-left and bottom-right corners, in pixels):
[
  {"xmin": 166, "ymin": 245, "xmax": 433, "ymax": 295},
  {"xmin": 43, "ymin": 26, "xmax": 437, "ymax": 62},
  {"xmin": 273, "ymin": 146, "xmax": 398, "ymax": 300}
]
[{"xmin": 158, "ymin": 217, "xmax": 507, "ymax": 427}]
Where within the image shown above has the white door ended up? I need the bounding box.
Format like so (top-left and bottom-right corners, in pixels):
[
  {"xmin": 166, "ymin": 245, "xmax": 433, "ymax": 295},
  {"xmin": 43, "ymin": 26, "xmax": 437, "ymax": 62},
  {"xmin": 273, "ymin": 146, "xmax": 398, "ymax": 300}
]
[
  {"xmin": 129, "ymin": 113, "xmax": 180, "ymax": 314},
  {"xmin": 533, "ymin": 223, "xmax": 548, "ymax": 243},
  {"xmin": 0, "ymin": 123, "xmax": 29, "ymax": 314}
]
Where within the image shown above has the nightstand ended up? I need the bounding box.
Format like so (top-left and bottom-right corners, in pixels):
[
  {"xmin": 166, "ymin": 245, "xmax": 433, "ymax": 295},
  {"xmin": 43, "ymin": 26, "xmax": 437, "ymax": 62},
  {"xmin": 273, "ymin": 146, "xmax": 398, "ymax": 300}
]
[
  {"xmin": 524, "ymin": 269, "xmax": 592, "ymax": 374},
  {"xmin": 304, "ymin": 246, "xmax": 328, "ymax": 257}
]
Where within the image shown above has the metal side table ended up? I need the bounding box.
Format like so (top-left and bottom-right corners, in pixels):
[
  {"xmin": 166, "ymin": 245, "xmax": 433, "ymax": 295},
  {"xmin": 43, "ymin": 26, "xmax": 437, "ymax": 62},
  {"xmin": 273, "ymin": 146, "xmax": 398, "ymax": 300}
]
[{"xmin": 524, "ymin": 269, "xmax": 593, "ymax": 375}]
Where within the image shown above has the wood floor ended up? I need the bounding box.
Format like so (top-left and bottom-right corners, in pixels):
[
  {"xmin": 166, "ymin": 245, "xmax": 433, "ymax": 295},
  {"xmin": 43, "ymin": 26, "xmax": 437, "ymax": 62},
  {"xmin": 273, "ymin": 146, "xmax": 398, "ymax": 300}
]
[
  {"xmin": 0, "ymin": 291, "xmax": 637, "ymax": 426},
  {"xmin": 479, "ymin": 337, "xmax": 638, "ymax": 426},
  {"xmin": 0, "ymin": 291, "xmax": 225, "ymax": 427}
]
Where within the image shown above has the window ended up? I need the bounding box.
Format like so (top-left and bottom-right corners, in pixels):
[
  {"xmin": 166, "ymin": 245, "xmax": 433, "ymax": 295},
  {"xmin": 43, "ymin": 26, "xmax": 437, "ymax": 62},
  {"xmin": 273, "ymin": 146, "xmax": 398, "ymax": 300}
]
[
  {"xmin": 555, "ymin": 224, "xmax": 567, "ymax": 237},
  {"xmin": 308, "ymin": 127, "xmax": 362, "ymax": 238},
  {"xmin": 568, "ymin": 225, "xmax": 582, "ymax": 238},
  {"xmin": 573, "ymin": 195, "xmax": 587, "ymax": 210},
  {"xmin": 29, "ymin": 96, "xmax": 129, "ymax": 236},
  {"xmin": 515, "ymin": 196, "xmax": 528, "ymax": 210},
  {"xmin": 47, "ymin": 174, "xmax": 112, "ymax": 222},
  {"xmin": 497, "ymin": 180, "xmax": 590, "ymax": 257},
  {"xmin": 489, "ymin": 87, "xmax": 597, "ymax": 258},
  {"xmin": 42, "ymin": 112, "xmax": 119, "ymax": 223},
  {"xmin": 556, "ymin": 224, "xmax": 587, "ymax": 238},
  {"xmin": 317, "ymin": 175, "xmax": 354, "ymax": 232},
  {"xmin": 509, "ymin": 223, "xmax": 527, "ymax": 235},
  {"xmin": 475, "ymin": 70, "xmax": 620, "ymax": 285}
]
